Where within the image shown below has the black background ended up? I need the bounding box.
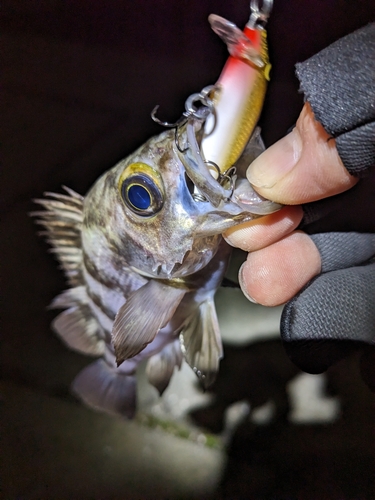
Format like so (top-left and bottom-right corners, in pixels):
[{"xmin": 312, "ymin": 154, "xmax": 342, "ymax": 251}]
[{"xmin": 2, "ymin": 1, "xmax": 375, "ymax": 498}]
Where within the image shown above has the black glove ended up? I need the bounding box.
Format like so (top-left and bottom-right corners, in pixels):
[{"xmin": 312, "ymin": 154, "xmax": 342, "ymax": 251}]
[
  {"xmin": 279, "ymin": 24, "xmax": 375, "ymax": 389},
  {"xmin": 280, "ymin": 173, "xmax": 375, "ymax": 390}
]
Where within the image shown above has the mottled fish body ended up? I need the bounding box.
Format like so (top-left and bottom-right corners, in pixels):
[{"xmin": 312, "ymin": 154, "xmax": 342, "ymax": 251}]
[{"xmin": 33, "ymin": 3, "xmax": 279, "ymax": 418}]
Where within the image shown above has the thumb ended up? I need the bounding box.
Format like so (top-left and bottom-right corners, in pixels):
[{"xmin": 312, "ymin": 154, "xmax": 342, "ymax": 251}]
[{"xmin": 247, "ymin": 103, "xmax": 358, "ymax": 205}]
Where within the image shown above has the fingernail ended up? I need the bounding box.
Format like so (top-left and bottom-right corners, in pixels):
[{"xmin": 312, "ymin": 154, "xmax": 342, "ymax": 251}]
[
  {"xmin": 238, "ymin": 263, "xmax": 258, "ymax": 304},
  {"xmin": 222, "ymin": 231, "xmax": 236, "ymax": 247},
  {"xmin": 247, "ymin": 129, "xmax": 302, "ymax": 189}
]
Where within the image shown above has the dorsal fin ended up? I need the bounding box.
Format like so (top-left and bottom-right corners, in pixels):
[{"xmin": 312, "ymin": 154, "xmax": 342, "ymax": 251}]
[
  {"xmin": 31, "ymin": 186, "xmax": 84, "ymax": 287},
  {"xmin": 32, "ymin": 188, "xmax": 104, "ymax": 356}
]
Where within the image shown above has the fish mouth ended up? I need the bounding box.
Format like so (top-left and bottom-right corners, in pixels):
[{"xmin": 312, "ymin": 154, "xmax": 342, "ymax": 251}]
[{"xmin": 177, "ymin": 118, "xmax": 281, "ymax": 217}]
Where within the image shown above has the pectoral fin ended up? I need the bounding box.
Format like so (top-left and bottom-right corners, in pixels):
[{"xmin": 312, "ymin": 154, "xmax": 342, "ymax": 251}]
[
  {"xmin": 180, "ymin": 298, "xmax": 223, "ymax": 388},
  {"xmin": 112, "ymin": 280, "xmax": 186, "ymax": 366},
  {"xmin": 52, "ymin": 307, "xmax": 105, "ymax": 356},
  {"xmin": 146, "ymin": 339, "xmax": 183, "ymax": 395},
  {"xmin": 50, "ymin": 286, "xmax": 105, "ymax": 356}
]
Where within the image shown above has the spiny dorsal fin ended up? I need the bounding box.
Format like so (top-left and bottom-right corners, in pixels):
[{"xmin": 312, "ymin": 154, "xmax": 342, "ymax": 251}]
[
  {"xmin": 32, "ymin": 190, "xmax": 104, "ymax": 357},
  {"xmin": 180, "ymin": 298, "xmax": 223, "ymax": 388},
  {"xmin": 31, "ymin": 187, "xmax": 84, "ymax": 287},
  {"xmin": 146, "ymin": 339, "xmax": 183, "ymax": 395}
]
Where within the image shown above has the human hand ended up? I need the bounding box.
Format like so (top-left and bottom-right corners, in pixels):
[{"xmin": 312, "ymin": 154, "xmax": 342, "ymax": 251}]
[
  {"xmin": 224, "ymin": 102, "xmax": 361, "ymax": 307},
  {"xmin": 224, "ymin": 102, "xmax": 375, "ymax": 382},
  {"xmin": 224, "ymin": 23, "xmax": 375, "ymax": 383}
]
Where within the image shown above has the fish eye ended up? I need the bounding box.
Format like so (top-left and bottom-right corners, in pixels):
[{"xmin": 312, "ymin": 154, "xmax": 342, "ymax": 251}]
[
  {"xmin": 119, "ymin": 163, "xmax": 164, "ymax": 216},
  {"xmin": 127, "ymin": 183, "xmax": 151, "ymax": 210}
]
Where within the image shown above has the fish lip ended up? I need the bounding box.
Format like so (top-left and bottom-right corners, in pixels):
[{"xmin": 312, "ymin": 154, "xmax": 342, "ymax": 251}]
[
  {"xmin": 231, "ymin": 179, "xmax": 282, "ymax": 215},
  {"xmin": 233, "ymin": 198, "xmax": 282, "ymax": 215}
]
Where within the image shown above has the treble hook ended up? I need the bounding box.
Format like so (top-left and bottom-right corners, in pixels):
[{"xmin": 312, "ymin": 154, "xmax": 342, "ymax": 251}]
[
  {"xmin": 185, "ymin": 85, "xmax": 217, "ymax": 121},
  {"xmin": 151, "ymin": 85, "xmax": 218, "ymax": 157},
  {"xmin": 174, "ymin": 127, "xmax": 189, "ymax": 153},
  {"xmin": 202, "ymin": 162, "xmax": 237, "ymax": 198},
  {"xmin": 151, "ymin": 105, "xmax": 188, "ymax": 129},
  {"xmin": 151, "ymin": 84, "xmax": 217, "ymax": 130}
]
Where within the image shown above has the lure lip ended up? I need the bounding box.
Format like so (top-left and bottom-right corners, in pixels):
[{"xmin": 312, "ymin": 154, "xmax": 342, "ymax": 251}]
[{"xmin": 208, "ymin": 14, "xmax": 264, "ymax": 68}]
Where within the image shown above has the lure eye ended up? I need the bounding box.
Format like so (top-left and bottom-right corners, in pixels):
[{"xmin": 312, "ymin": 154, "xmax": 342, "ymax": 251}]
[{"xmin": 119, "ymin": 163, "xmax": 164, "ymax": 216}]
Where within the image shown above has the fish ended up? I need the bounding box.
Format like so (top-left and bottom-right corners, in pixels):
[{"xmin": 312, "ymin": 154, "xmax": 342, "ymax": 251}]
[{"xmin": 32, "ymin": 2, "xmax": 280, "ymax": 418}]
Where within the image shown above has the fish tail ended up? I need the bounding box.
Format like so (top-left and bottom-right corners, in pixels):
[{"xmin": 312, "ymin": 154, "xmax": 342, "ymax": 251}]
[{"xmin": 72, "ymin": 359, "xmax": 136, "ymax": 418}]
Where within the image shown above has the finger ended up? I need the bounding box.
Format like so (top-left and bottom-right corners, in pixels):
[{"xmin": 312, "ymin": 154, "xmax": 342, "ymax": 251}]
[
  {"xmin": 239, "ymin": 231, "xmax": 321, "ymax": 306},
  {"xmin": 223, "ymin": 205, "xmax": 303, "ymax": 252},
  {"xmin": 246, "ymin": 103, "xmax": 358, "ymax": 205}
]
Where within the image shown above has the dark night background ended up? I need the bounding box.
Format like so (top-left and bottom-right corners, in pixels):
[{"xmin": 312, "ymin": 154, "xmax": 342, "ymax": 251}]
[{"xmin": 1, "ymin": 1, "xmax": 375, "ymax": 498}]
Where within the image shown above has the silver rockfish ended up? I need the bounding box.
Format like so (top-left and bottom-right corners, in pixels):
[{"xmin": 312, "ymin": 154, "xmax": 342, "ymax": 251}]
[{"xmin": 33, "ymin": 2, "xmax": 279, "ymax": 418}]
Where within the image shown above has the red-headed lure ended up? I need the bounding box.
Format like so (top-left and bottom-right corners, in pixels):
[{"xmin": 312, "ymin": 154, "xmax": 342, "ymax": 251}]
[{"xmin": 202, "ymin": 0, "xmax": 273, "ymax": 174}]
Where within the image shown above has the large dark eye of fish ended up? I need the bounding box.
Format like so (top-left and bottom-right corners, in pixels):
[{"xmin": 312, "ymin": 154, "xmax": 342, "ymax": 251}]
[{"xmin": 119, "ymin": 162, "xmax": 164, "ymax": 216}]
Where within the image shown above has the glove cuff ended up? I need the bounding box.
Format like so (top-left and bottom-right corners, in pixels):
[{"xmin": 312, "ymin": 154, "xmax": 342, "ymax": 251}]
[{"xmin": 296, "ymin": 23, "xmax": 375, "ymax": 176}]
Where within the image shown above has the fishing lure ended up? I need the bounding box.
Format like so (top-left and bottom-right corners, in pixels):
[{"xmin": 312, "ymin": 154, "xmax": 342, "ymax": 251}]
[{"xmin": 33, "ymin": 0, "xmax": 280, "ymax": 418}]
